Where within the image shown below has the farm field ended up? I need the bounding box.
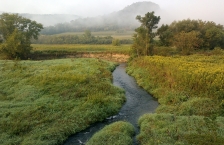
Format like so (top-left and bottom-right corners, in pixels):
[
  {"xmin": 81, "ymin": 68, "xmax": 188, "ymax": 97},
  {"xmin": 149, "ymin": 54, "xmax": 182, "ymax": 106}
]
[
  {"xmin": 127, "ymin": 54, "xmax": 224, "ymax": 144},
  {"xmin": 0, "ymin": 58, "xmax": 125, "ymax": 145},
  {"xmin": 31, "ymin": 44, "xmax": 131, "ymax": 54},
  {"xmin": 54, "ymin": 31, "xmax": 135, "ymax": 39}
]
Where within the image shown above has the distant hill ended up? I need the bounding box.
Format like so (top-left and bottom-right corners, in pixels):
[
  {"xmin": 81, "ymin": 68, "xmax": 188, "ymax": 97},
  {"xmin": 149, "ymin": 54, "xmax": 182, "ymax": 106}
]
[
  {"xmin": 19, "ymin": 14, "xmax": 79, "ymax": 27},
  {"xmin": 41, "ymin": 1, "xmax": 160, "ymax": 35},
  {"xmin": 0, "ymin": 12, "xmax": 79, "ymax": 27}
]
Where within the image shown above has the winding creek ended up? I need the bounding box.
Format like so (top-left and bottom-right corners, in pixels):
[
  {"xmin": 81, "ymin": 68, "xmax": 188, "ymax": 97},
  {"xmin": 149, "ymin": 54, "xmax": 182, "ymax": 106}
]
[{"xmin": 64, "ymin": 63, "xmax": 158, "ymax": 145}]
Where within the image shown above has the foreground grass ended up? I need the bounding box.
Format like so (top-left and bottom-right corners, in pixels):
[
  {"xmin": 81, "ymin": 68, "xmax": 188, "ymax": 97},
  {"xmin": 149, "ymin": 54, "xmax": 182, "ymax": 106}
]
[
  {"xmin": 31, "ymin": 44, "xmax": 131, "ymax": 55},
  {"xmin": 138, "ymin": 114, "xmax": 224, "ymax": 145},
  {"xmin": 0, "ymin": 58, "xmax": 125, "ymax": 145},
  {"xmin": 86, "ymin": 121, "xmax": 135, "ymax": 145}
]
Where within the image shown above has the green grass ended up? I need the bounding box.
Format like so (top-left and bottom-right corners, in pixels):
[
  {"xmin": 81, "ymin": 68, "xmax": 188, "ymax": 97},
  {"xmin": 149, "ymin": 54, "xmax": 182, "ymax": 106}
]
[
  {"xmin": 54, "ymin": 31, "xmax": 134, "ymax": 39},
  {"xmin": 127, "ymin": 55, "xmax": 224, "ymax": 117},
  {"xmin": 31, "ymin": 44, "xmax": 131, "ymax": 55},
  {"xmin": 137, "ymin": 113, "xmax": 224, "ymax": 145},
  {"xmin": 0, "ymin": 58, "xmax": 125, "ymax": 145},
  {"xmin": 86, "ymin": 121, "xmax": 135, "ymax": 145}
]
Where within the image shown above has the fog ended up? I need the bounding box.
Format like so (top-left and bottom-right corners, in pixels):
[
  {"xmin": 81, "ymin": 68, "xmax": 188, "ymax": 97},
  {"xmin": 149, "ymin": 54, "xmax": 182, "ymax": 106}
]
[{"xmin": 1, "ymin": 0, "xmax": 224, "ymax": 25}]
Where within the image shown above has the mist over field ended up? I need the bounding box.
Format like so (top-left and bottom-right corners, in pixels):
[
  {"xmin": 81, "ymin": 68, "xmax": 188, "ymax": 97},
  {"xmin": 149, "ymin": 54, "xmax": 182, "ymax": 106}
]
[{"xmin": 1, "ymin": 0, "xmax": 224, "ymax": 26}]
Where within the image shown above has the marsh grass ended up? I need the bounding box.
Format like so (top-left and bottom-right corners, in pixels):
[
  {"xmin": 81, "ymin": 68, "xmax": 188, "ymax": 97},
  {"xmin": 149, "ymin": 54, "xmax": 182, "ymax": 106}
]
[
  {"xmin": 86, "ymin": 121, "xmax": 135, "ymax": 145},
  {"xmin": 31, "ymin": 44, "xmax": 131, "ymax": 55},
  {"xmin": 0, "ymin": 58, "xmax": 125, "ymax": 145},
  {"xmin": 127, "ymin": 55, "xmax": 224, "ymax": 117},
  {"xmin": 137, "ymin": 113, "xmax": 224, "ymax": 145}
]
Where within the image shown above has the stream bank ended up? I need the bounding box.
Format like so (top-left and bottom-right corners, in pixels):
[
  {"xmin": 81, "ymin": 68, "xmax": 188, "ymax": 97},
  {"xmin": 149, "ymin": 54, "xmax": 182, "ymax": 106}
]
[{"xmin": 64, "ymin": 63, "xmax": 158, "ymax": 145}]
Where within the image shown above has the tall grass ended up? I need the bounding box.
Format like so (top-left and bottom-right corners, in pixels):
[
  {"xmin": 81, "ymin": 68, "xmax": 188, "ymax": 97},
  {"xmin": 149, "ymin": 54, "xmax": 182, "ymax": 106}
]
[
  {"xmin": 86, "ymin": 121, "xmax": 135, "ymax": 145},
  {"xmin": 127, "ymin": 55, "xmax": 224, "ymax": 117},
  {"xmin": 137, "ymin": 113, "xmax": 224, "ymax": 145},
  {"xmin": 0, "ymin": 58, "xmax": 125, "ymax": 145}
]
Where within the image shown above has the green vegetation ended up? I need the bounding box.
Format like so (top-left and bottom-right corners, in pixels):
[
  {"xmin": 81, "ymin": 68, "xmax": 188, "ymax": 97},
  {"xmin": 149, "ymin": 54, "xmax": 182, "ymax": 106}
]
[
  {"xmin": 32, "ymin": 30, "xmax": 133, "ymax": 44},
  {"xmin": 127, "ymin": 53, "xmax": 224, "ymax": 144},
  {"xmin": 138, "ymin": 113, "xmax": 224, "ymax": 145},
  {"xmin": 0, "ymin": 58, "xmax": 125, "ymax": 145},
  {"xmin": 86, "ymin": 121, "xmax": 135, "ymax": 145},
  {"xmin": 131, "ymin": 11, "xmax": 160, "ymax": 57},
  {"xmin": 157, "ymin": 19, "xmax": 224, "ymax": 53},
  {"xmin": 31, "ymin": 44, "xmax": 131, "ymax": 55},
  {"xmin": 0, "ymin": 13, "xmax": 43, "ymax": 59},
  {"xmin": 127, "ymin": 54, "xmax": 224, "ymax": 116},
  {"xmin": 112, "ymin": 39, "xmax": 121, "ymax": 46}
]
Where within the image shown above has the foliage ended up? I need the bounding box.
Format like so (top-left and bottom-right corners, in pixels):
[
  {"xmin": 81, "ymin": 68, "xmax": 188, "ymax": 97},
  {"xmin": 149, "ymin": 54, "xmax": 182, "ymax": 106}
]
[
  {"xmin": 112, "ymin": 39, "xmax": 121, "ymax": 46},
  {"xmin": 86, "ymin": 121, "xmax": 135, "ymax": 145},
  {"xmin": 127, "ymin": 55, "xmax": 224, "ymax": 117},
  {"xmin": 157, "ymin": 19, "xmax": 224, "ymax": 51},
  {"xmin": 0, "ymin": 58, "xmax": 125, "ymax": 145},
  {"xmin": 131, "ymin": 11, "xmax": 160, "ymax": 57},
  {"xmin": 173, "ymin": 31, "xmax": 203, "ymax": 55},
  {"xmin": 137, "ymin": 113, "xmax": 224, "ymax": 145},
  {"xmin": 32, "ymin": 30, "xmax": 133, "ymax": 45},
  {"xmin": 0, "ymin": 13, "xmax": 43, "ymax": 59}
]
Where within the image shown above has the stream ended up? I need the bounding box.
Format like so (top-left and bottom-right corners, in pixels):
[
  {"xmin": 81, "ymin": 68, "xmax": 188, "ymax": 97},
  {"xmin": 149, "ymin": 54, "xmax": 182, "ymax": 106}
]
[{"xmin": 63, "ymin": 63, "xmax": 158, "ymax": 145}]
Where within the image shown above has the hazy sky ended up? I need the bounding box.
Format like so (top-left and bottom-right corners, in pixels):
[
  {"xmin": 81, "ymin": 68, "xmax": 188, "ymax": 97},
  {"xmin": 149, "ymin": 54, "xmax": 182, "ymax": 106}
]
[{"xmin": 1, "ymin": 0, "xmax": 224, "ymax": 24}]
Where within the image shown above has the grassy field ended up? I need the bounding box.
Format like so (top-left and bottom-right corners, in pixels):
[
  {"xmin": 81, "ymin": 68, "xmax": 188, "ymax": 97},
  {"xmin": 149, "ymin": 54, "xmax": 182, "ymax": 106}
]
[
  {"xmin": 127, "ymin": 54, "xmax": 224, "ymax": 144},
  {"xmin": 127, "ymin": 55, "xmax": 224, "ymax": 116},
  {"xmin": 86, "ymin": 121, "xmax": 135, "ymax": 145},
  {"xmin": 0, "ymin": 58, "xmax": 125, "ymax": 145},
  {"xmin": 55, "ymin": 31, "xmax": 134, "ymax": 39},
  {"xmin": 138, "ymin": 113, "xmax": 224, "ymax": 145},
  {"xmin": 31, "ymin": 44, "xmax": 131, "ymax": 54}
]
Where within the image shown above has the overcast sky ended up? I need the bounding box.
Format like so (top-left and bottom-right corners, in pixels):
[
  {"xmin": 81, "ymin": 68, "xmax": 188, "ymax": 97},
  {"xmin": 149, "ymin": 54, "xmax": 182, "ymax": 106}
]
[{"xmin": 1, "ymin": 0, "xmax": 224, "ymax": 24}]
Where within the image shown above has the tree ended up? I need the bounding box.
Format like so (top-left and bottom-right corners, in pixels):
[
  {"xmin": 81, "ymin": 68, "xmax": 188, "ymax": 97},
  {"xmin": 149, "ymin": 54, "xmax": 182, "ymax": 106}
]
[
  {"xmin": 0, "ymin": 13, "xmax": 43, "ymax": 59},
  {"xmin": 157, "ymin": 24, "xmax": 172, "ymax": 46},
  {"xmin": 112, "ymin": 39, "xmax": 120, "ymax": 46},
  {"xmin": 173, "ymin": 31, "xmax": 203, "ymax": 55},
  {"xmin": 131, "ymin": 11, "xmax": 160, "ymax": 57},
  {"xmin": 157, "ymin": 19, "xmax": 224, "ymax": 50}
]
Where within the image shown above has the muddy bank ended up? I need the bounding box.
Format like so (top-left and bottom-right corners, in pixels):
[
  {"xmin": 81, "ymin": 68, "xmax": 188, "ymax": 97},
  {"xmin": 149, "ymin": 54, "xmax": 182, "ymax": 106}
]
[{"xmin": 63, "ymin": 63, "xmax": 158, "ymax": 145}]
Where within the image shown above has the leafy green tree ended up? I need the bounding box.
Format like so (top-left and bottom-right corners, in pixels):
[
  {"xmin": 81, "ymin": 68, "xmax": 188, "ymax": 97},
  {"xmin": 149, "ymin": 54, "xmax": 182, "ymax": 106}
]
[
  {"xmin": 132, "ymin": 11, "xmax": 160, "ymax": 57},
  {"xmin": 157, "ymin": 24, "xmax": 172, "ymax": 46},
  {"xmin": 0, "ymin": 13, "xmax": 43, "ymax": 59},
  {"xmin": 173, "ymin": 31, "xmax": 203, "ymax": 55},
  {"xmin": 157, "ymin": 19, "xmax": 224, "ymax": 50}
]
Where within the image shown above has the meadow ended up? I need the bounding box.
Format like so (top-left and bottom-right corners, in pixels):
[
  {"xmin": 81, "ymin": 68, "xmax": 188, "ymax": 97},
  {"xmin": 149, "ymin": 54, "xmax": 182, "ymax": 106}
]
[
  {"xmin": 0, "ymin": 58, "xmax": 125, "ymax": 145},
  {"xmin": 127, "ymin": 53, "xmax": 224, "ymax": 144},
  {"xmin": 54, "ymin": 31, "xmax": 135, "ymax": 39},
  {"xmin": 31, "ymin": 44, "xmax": 131, "ymax": 55},
  {"xmin": 127, "ymin": 54, "xmax": 224, "ymax": 116},
  {"xmin": 137, "ymin": 113, "xmax": 224, "ymax": 145}
]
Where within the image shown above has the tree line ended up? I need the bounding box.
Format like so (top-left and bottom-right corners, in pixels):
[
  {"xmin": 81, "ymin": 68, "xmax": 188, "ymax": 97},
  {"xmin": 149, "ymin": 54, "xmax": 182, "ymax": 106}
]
[
  {"xmin": 157, "ymin": 19, "xmax": 224, "ymax": 53},
  {"xmin": 131, "ymin": 12, "xmax": 224, "ymax": 58},
  {"xmin": 0, "ymin": 13, "xmax": 43, "ymax": 59}
]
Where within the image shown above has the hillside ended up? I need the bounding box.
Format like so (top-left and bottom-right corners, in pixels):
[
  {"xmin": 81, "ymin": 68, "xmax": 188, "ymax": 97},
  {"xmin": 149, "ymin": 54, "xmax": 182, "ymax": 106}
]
[
  {"xmin": 19, "ymin": 14, "xmax": 79, "ymax": 27},
  {"xmin": 41, "ymin": 1, "xmax": 160, "ymax": 35}
]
